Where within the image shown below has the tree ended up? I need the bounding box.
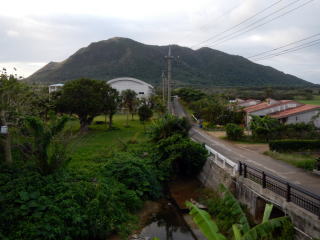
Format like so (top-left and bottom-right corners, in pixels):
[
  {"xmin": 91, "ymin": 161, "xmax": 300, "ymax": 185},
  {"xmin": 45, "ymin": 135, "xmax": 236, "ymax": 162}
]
[
  {"xmin": 0, "ymin": 74, "xmax": 30, "ymax": 165},
  {"xmin": 121, "ymin": 89, "xmax": 137, "ymax": 126},
  {"xmin": 23, "ymin": 115, "xmax": 70, "ymax": 175},
  {"xmin": 225, "ymin": 123, "xmax": 244, "ymax": 140},
  {"xmin": 56, "ymin": 78, "xmax": 105, "ymax": 131},
  {"xmin": 138, "ymin": 102, "xmax": 153, "ymax": 131},
  {"xmin": 102, "ymin": 85, "xmax": 121, "ymax": 129}
]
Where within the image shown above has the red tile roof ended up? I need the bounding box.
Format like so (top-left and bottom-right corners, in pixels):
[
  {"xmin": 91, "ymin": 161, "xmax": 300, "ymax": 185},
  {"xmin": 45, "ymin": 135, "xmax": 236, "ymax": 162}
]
[
  {"xmin": 270, "ymin": 104, "xmax": 320, "ymax": 119},
  {"xmin": 244, "ymin": 100, "xmax": 296, "ymax": 113}
]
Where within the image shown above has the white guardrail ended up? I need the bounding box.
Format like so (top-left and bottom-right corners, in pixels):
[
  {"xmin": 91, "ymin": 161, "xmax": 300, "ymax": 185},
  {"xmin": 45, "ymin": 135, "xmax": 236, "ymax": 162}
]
[{"xmin": 205, "ymin": 145, "xmax": 238, "ymax": 176}]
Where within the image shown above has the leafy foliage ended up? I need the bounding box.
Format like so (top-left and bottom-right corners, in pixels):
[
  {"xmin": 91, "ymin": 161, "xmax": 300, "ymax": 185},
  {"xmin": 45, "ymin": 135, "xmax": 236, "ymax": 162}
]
[
  {"xmin": 102, "ymin": 152, "xmax": 162, "ymax": 200},
  {"xmin": 56, "ymin": 78, "xmax": 107, "ymax": 130},
  {"xmin": 155, "ymin": 134, "xmax": 208, "ymax": 178},
  {"xmin": 0, "ymin": 165, "xmax": 139, "ymax": 240},
  {"xmin": 269, "ymin": 139, "xmax": 320, "ymax": 152},
  {"xmin": 22, "ymin": 115, "xmax": 70, "ymax": 175},
  {"xmin": 101, "ymin": 85, "xmax": 121, "ymax": 129},
  {"xmin": 149, "ymin": 114, "xmax": 191, "ymax": 142},
  {"xmin": 250, "ymin": 116, "xmax": 282, "ymax": 141},
  {"xmin": 225, "ymin": 123, "xmax": 244, "ymax": 140}
]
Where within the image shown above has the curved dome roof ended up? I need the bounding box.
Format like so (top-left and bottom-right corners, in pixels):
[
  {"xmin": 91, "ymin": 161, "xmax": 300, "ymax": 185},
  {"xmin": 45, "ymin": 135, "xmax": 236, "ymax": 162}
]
[{"xmin": 107, "ymin": 77, "xmax": 153, "ymax": 88}]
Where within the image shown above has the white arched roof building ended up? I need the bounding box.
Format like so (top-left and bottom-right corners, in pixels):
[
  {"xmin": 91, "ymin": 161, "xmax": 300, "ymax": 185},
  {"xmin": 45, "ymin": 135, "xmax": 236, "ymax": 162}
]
[{"xmin": 107, "ymin": 77, "xmax": 154, "ymax": 98}]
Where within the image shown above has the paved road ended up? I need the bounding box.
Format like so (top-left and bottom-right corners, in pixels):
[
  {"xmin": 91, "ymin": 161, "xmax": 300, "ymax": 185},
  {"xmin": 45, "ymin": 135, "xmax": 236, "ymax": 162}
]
[{"xmin": 173, "ymin": 97, "xmax": 320, "ymax": 195}]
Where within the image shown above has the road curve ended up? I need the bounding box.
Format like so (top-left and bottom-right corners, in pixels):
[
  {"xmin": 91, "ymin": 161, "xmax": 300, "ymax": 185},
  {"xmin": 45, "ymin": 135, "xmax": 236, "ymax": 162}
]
[{"xmin": 173, "ymin": 97, "xmax": 320, "ymax": 195}]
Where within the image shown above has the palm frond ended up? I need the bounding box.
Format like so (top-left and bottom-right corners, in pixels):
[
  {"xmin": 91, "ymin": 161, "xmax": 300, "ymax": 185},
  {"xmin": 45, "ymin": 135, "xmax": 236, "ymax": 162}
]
[
  {"xmin": 219, "ymin": 185, "xmax": 250, "ymax": 234},
  {"xmin": 241, "ymin": 217, "xmax": 289, "ymax": 240},
  {"xmin": 186, "ymin": 201, "xmax": 227, "ymax": 240},
  {"xmin": 262, "ymin": 203, "xmax": 273, "ymax": 223}
]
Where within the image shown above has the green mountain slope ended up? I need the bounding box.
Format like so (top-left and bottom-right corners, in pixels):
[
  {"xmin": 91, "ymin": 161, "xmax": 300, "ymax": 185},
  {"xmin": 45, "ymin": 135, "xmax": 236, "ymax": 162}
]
[{"xmin": 25, "ymin": 37, "xmax": 313, "ymax": 87}]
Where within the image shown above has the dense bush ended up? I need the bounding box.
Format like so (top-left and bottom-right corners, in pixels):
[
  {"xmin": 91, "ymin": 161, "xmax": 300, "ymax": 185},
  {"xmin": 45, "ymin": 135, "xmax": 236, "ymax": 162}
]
[
  {"xmin": 149, "ymin": 114, "xmax": 191, "ymax": 142},
  {"xmin": 0, "ymin": 164, "xmax": 140, "ymax": 240},
  {"xmin": 250, "ymin": 116, "xmax": 282, "ymax": 141},
  {"xmin": 225, "ymin": 123, "xmax": 244, "ymax": 140},
  {"xmin": 155, "ymin": 134, "xmax": 208, "ymax": 178},
  {"xmin": 269, "ymin": 139, "xmax": 320, "ymax": 152},
  {"xmin": 102, "ymin": 152, "xmax": 162, "ymax": 200}
]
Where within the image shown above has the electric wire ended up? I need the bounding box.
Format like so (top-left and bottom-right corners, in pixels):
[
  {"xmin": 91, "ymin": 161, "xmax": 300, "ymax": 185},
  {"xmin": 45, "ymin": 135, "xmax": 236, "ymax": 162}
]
[
  {"xmin": 207, "ymin": 0, "xmax": 315, "ymax": 48},
  {"xmin": 252, "ymin": 39, "xmax": 320, "ymax": 61},
  {"xmin": 205, "ymin": 0, "xmax": 304, "ymax": 47},
  {"xmin": 190, "ymin": 0, "xmax": 283, "ymax": 48},
  {"xmin": 248, "ymin": 33, "xmax": 320, "ymax": 58}
]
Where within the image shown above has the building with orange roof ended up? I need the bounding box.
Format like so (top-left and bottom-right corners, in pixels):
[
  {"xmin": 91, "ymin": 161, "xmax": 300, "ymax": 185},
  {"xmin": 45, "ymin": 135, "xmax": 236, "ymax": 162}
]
[{"xmin": 270, "ymin": 104, "xmax": 320, "ymax": 127}]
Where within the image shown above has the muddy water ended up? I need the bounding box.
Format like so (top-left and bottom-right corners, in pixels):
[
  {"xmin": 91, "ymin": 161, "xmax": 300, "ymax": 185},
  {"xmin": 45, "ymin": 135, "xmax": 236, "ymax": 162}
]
[{"xmin": 138, "ymin": 201, "xmax": 195, "ymax": 240}]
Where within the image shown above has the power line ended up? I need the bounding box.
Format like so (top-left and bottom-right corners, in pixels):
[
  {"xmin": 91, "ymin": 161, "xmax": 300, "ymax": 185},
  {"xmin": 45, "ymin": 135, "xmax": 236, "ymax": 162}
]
[
  {"xmin": 248, "ymin": 33, "xmax": 320, "ymax": 58},
  {"xmin": 190, "ymin": 0, "xmax": 283, "ymax": 48},
  {"xmin": 207, "ymin": 0, "xmax": 315, "ymax": 48},
  {"xmin": 205, "ymin": 0, "xmax": 303, "ymax": 47},
  {"xmin": 252, "ymin": 39, "xmax": 320, "ymax": 61}
]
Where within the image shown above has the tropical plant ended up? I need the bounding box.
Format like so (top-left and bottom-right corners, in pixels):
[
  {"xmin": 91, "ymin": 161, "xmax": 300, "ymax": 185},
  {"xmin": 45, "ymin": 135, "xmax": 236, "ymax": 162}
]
[
  {"xmin": 121, "ymin": 89, "xmax": 138, "ymax": 126},
  {"xmin": 225, "ymin": 123, "xmax": 244, "ymax": 140},
  {"xmin": 155, "ymin": 134, "xmax": 208, "ymax": 178},
  {"xmin": 187, "ymin": 185, "xmax": 294, "ymax": 240},
  {"xmin": 0, "ymin": 74, "xmax": 31, "ymax": 165},
  {"xmin": 250, "ymin": 116, "xmax": 282, "ymax": 141},
  {"xmin": 149, "ymin": 114, "xmax": 191, "ymax": 142},
  {"xmin": 23, "ymin": 114, "xmax": 70, "ymax": 175},
  {"xmin": 56, "ymin": 78, "xmax": 106, "ymax": 131}
]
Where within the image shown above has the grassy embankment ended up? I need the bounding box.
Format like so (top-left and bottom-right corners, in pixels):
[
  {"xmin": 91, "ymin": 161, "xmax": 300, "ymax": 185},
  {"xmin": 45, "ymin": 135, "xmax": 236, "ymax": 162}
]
[
  {"xmin": 65, "ymin": 114, "xmax": 152, "ymax": 176},
  {"xmin": 264, "ymin": 151, "xmax": 316, "ymax": 170}
]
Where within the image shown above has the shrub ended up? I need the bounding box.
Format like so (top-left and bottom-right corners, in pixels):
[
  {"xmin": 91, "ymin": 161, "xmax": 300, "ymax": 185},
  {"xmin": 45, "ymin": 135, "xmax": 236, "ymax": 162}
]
[
  {"xmin": 0, "ymin": 165, "xmax": 139, "ymax": 240},
  {"xmin": 102, "ymin": 152, "xmax": 162, "ymax": 200},
  {"xmin": 155, "ymin": 134, "xmax": 208, "ymax": 178},
  {"xmin": 149, "ymin": 114, "xmax": 191, "ymax": 142},
  {"xmin": 269, "ymin": 139, "xmax": 320, "ymax": 152},
  {"xmin": 225, "ymin": 123, "xmax": 244, "ymax": 140}
]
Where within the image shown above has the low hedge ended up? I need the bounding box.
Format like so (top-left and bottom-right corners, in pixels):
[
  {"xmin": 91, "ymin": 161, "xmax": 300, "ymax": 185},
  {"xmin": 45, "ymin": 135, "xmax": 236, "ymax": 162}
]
[{"xmin": 269, "ymin": 139, "xmax": 320, "ymax": 152}]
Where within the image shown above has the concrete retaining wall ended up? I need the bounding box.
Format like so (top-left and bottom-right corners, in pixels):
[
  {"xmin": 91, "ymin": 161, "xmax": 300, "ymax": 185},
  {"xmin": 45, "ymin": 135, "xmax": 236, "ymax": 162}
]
[{"xmin": 198, "ymin": 159, "xmax": 320, "ymax": 240}]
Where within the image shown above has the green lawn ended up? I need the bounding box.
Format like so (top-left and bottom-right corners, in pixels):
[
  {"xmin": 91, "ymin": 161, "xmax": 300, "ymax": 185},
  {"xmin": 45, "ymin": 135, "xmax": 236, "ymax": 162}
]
[
  {"xmin": 64, "ymin": 114, "xmax": 153, "ymax": 176},
  {"xmin": 264, "ymin": 151, "xmax": 316, "ymax": 170},
  {"xmin": 295, "ymin": 95, "xmax": 320, "ymax": 105}
]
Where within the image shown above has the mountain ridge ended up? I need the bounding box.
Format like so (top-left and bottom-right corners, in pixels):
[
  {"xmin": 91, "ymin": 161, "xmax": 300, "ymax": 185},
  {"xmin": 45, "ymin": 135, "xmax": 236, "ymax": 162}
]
[{"xmin": 25, "ymin": 37, "xmax": 313, "ymax": 87}]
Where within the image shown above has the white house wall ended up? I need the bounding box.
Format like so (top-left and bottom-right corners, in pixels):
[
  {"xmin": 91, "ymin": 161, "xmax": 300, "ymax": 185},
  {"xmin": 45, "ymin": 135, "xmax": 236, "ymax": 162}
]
[{"xmin": 286, "ymin": 110, "xmax": 320, "ymax": 128}]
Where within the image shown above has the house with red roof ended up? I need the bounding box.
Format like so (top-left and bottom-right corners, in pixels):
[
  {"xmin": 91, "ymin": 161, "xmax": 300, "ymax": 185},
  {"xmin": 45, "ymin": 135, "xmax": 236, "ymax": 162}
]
[
  {"xmin": 270, "ymin": 104, "xmax": 320, "ymax": 127},
  {"xmin": 243, "ymin": 99, "xmax": 303, "ymax": 126}
]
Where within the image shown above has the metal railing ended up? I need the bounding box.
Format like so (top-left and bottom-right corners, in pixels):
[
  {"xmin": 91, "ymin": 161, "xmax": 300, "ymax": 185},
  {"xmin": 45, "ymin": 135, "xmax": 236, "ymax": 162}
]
[{"xmin": 239, "ymin": 162, "xmax": 320, "ymax": 218}]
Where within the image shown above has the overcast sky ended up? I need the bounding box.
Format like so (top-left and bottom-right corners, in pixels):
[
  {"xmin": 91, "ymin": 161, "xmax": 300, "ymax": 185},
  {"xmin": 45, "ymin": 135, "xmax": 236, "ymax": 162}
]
[{"xmin": 0, "ymin": 0, "xmax": 319, "ymax": 83}]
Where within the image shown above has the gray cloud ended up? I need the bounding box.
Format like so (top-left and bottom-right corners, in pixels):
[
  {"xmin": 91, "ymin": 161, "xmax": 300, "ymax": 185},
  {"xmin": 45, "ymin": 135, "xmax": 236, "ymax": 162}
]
[{"xmin": 0, "ymin": 0, "xmax": 319, "ymax": 83}]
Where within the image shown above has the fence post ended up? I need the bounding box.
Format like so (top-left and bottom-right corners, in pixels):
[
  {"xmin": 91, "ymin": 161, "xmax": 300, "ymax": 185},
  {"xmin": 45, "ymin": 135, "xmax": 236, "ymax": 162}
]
[
  {"xmin": 244, "ymin": 164, "xmax": 247, "ymax": 178},
  {"xmin": 286, "ymin": 183, "xmax": 291, "ymax": 202},
  {"xmin": 262, "ymin": 171, "xmax": 266, "ymax": 188},
  {"xmin": 239, "ymin": 162, "xmax": 242, "ymax": 176}
]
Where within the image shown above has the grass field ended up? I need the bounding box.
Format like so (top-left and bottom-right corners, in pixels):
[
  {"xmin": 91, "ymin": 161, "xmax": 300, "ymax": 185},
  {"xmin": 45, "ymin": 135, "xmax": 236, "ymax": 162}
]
[
  {"xmin": 64, "ymin": 114, "xmax": 153, "ymax": 176},
  {"xmin": 295, "ymin": 95, "xmax": 320, "ymax": 105},
  {"xmin": 264, "ymin": 151, "xmax": 316, "ymax": 170}
]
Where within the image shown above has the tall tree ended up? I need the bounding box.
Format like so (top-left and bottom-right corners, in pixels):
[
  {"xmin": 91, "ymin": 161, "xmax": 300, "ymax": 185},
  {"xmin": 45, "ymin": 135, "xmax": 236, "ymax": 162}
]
[
  {"xmin": 121, "ymin": 89, "xmax": 137, "ymax": 126},
  {"xmin": 102, "ymin": 85, "xmax": 121, "ymax": 129},
  {"xmin": 56, "ymin": 78, "xmax": 105, "ymax": 131},
  {"xmin": 0, "ymin": 74, "xmax": 30, "ymax": 165}
]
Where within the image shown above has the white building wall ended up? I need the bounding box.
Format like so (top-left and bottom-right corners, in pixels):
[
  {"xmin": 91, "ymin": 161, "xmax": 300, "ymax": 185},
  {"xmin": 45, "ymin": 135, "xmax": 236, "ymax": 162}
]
[
  {"xmin": 286, "ymin": 110, "xmax": 320, "ymax": 128},
  {"xmin": 238, "ymin": 100, "xmax": 260, "ymax": 108},
  {"xmin": 108, "ymin": 78, "xmax": 153, "ymax": 99}
]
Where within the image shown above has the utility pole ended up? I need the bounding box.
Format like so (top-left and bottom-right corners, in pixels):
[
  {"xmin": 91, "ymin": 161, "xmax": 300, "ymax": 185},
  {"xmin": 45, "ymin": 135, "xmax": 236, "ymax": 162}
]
[
  {"xmin": 165, "ymin": 45, "xmax": 174, "ymax": 113},
  {"xmin": 162, "ymin": 71, "xmax": 166, "ymax": 102}
]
